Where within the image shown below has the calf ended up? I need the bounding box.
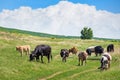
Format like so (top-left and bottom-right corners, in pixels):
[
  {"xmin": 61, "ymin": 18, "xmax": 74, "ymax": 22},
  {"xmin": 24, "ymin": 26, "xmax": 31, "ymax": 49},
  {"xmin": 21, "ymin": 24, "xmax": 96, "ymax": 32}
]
[
  {"xmin": 16, "ymin": 45, "xmax": 30, "ymax": 57},
  {"xmin": 78, "ymin": 52, "xmax": 88, "ymax": 66},
  {"xmin": 60, "ymin": 49, "xmax": 69, "ymax": 62},
  {"xmin": 30, "ymin": 44, "xmax": 52, "ymax": 63}
]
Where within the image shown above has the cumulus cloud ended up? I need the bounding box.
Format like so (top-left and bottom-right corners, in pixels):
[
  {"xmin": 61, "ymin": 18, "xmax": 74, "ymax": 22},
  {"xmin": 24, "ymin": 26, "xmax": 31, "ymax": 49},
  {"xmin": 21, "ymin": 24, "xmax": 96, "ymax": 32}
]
[{"xmin": 0, "ymin": 1, "xmax": 120, "ymax": 39}]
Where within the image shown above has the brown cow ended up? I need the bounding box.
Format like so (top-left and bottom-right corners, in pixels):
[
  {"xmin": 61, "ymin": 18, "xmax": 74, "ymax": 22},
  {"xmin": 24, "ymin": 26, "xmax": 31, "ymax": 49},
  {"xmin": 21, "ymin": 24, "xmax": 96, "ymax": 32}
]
[
  {"xmin": 78, "ymin": 51, "xmax": 88, "ymax": 66},
  {"xmin": 69, "ymin": 46, "xmax": 78, "ymax": 55},
  {"xmin": 16, "ymin": 45, "xmax": 30, "ymax": 57}
]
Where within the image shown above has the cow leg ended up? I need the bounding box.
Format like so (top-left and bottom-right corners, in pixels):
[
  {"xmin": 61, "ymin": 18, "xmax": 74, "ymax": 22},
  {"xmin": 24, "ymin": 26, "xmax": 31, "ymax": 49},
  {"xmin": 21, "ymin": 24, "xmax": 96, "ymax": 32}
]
[
  {"xmin": 62, "ymin": 57, "xmax": 65, "ymax": 62},
  {"xmin": 78, "ymin": 58, "xmax": 80, "ymax": 66},
  {"xmin": 47, "ymin": 55, "xmax": 50, "ymax": 63},
  {"xmin": 28, "ymin": 48, "xmax": 30, "ymax": 55},
  {"xmin": 20, "ymin": 50, "xmax": 23, "ymax": 57},
  {"xmin": 98, "ymin": 59, "xmax": 103, "ymax": 69},
  {"xmin": 41, "ymin": 56, "xmax": 43, "ymax": 63},
  {"xmin": 89, "ymin": 50, "xmax": 91, "ymax": 56},
  {"xmin": 51, "ymin": 55, "xmax": 52, "ymax": 60},
  {"xmin": 85, "ymin": 60, "xmax": 87, "ymax": 65},
  {"xmin": 65, "ymin": 57, "xmax": 66, "ymax": 62},
  {"xmin": 62, "ymin": 55, "xmax": 65, "ymax": 62},
  {"xmin": 26, "ymin": 51, "xmax": 28, "ymax": 55},
  {"xmin": 101, "ymin": 61, "xmax": 105, "ymax": 70},
  {"xmin": 108, "ymin": 61, "xmax": 110, "ymax": 69},
  {"xmin": 26, "ymin": 49, "xmax": 28, "ymax": 55},
  {"xmin": 36, "ymin": 56, "xmax": 39, "ymax": 62},
  {"xmin": 81, "ymin": 60, "xmax": 83, "ymax": 65},
  {"xmin": 99, "ymin": 53, "xmax": 102, "ymax": 56},
  {"xmin": 95, "ymin": 53, "xmax": 98, "ymax": 56},
  {"xmin": 20, "ymin": 51, "xmax": 22, "ymax": 57}
]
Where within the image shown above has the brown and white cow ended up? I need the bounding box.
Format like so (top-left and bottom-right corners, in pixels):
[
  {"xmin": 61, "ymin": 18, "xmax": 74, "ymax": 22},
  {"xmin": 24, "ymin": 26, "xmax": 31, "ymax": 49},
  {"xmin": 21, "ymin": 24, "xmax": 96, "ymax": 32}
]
[
  {"xmin": 86, "ymin": 46, "xmax": 104, "ymax": 56},
  {"xmin": 16, "ymin": 45, "xmax": 30, "ymax": 57}
]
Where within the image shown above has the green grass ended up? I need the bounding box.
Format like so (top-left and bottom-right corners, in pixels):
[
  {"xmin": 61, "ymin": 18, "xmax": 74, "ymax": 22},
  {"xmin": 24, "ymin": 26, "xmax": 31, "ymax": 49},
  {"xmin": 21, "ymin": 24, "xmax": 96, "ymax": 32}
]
[{"xmin": 0, "ymin": 30, "xmax": 120, "ymax": 80}]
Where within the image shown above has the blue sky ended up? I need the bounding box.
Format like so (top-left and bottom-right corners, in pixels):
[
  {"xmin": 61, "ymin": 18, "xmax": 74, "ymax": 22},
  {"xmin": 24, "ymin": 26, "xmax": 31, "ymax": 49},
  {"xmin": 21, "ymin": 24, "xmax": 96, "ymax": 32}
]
[
  {"xmin": 0, "ymin": 0, "xmax": 120, "ymax": 13},
  {"xmin": 0, "ymin": 0, "xmax": 120, "ymax": 39}
]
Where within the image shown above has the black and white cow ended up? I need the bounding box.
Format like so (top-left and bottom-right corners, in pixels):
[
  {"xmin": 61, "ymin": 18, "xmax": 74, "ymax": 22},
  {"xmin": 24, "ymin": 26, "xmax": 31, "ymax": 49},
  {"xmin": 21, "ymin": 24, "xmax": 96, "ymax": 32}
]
[
  {"xmin": 98, "ymin": 52, "xmax": 112, "ymax": 70},
  {"xmin": 86, "ymin": 46, "xmax": 104, "ymax": 56},
  {"xmin": 86, "ymin": 46, "xmax": 95, "ymax": 56},
  {"xmin": 60, "ymin": 49, "xmax": 69, "ymax": 62}
]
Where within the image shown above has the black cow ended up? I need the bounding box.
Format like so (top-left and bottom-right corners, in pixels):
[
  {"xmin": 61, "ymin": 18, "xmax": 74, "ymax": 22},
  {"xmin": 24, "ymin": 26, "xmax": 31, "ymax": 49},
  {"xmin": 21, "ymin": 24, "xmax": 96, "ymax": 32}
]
[
  {"xmin": 107, "ymin": 44, "xmax": 114, "ymax": 52},
  {"xmin": 60, "ymin": 49, "xmax": 69, "ymax": 62},
  {"xmin": 95, "ymin": 46, "xmax": 104, "ymax": 56},
  {"xmin": 29, "ymin": 44, "xmax": 52, "ymax": 63}
]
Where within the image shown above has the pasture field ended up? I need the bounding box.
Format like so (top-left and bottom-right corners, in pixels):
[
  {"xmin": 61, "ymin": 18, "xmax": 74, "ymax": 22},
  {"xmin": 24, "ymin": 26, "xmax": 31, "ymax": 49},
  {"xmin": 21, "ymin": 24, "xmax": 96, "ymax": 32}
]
[{"xmin": 0, "ymin": 31, "xmax": 120, "ymax": 80}]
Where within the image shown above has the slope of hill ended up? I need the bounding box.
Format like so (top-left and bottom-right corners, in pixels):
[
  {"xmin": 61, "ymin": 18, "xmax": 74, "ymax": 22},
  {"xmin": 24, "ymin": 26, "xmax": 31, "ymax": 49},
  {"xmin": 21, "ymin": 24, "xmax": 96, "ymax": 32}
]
[
  {"xmin": 0, "ymin": 27, "xmax": 120, "ymax": 80},
  {"xmin": 0, "ymin": 26, "xmax": 119, "ymax": 41},
  {"xmin": 0, "ymin": 26, "xmax": 80, "ymax": 39}
]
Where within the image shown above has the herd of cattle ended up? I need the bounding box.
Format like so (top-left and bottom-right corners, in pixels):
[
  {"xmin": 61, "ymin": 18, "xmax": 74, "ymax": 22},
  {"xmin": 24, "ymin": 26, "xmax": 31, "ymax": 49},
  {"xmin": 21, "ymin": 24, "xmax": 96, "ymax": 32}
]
[{"xmin": 16, "ymin": 44, "xmax": 114, "ymax": 70}]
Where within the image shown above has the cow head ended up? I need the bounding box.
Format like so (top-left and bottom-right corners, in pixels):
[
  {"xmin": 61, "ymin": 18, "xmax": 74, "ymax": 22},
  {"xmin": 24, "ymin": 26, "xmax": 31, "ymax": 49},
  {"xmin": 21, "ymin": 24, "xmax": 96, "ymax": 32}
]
[
  {"xmin": 29, "ymin": 51, "xmax": 36, "ymax": 61},
  {"xmin": 16, "ymin": 46, "xmax": 20, "ymax": 51}
]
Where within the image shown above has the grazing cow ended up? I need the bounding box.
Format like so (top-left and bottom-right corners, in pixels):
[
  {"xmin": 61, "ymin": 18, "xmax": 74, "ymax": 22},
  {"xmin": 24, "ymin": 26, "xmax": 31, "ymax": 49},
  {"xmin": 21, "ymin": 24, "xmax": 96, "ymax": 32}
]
[
  {"xmin": 98, "ymin": 52, "xmax": 112, "ymax": 70},
  {"xmin": 16, "ymin": 45, "xmax": 30, "ymax": 57},
  {"xmin": 94, "ymin": 46, "xmax": 104, "ymax": 56},
  {"xmin": 86, "ymin": 46, "xmax": 104, "ymax": 56},
  {"xmin": 86, "ymin": 46, "xmax": 95, "ymax": 56},
  {"xmin": 29, "ymin": 44, "xmax": 52, "ymax": 63},
  {"xmin": 69, "ymin": 46, "xmax": 78, "ymax": 55},
  {"xmin": 78, "ymin": 52, "xmax": 88, "ymax": 66},
  {"xmin": 107, "ymin": 44, "xmax": 114, "ymax": 52},
  {"xmin": 60, "ymin": 49, "xmax": 69, "ymax": 62}
]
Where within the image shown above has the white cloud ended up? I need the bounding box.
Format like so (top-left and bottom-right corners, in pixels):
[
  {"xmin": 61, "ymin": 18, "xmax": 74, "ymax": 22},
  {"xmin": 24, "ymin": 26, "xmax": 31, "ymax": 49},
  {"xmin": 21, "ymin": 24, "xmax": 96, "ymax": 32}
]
[{"xmin": 0, "ymin": 1, "xmax": 120, "ymax": 39}]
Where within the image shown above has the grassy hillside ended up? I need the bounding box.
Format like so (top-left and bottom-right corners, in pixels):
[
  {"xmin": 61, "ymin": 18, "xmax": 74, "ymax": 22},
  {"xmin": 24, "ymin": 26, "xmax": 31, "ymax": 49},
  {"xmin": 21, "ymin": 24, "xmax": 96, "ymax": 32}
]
[
  {"xmin": 0, "ymin": 29, "xmax": 120, "ymax": 80},
  {"xmin": 0, "ymin": 26, "xmax": 119, "ymax": 41},
  {"xmin": 0, "ymin": 26, "xmax": 80, "ymax": 39}
]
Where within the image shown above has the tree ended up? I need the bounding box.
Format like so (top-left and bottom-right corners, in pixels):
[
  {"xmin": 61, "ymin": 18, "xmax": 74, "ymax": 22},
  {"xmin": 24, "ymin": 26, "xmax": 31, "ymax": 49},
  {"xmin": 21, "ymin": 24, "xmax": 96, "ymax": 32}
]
[{"xmin": 80, "ymin": 27, "xmax": 93, "ymax": 39}]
